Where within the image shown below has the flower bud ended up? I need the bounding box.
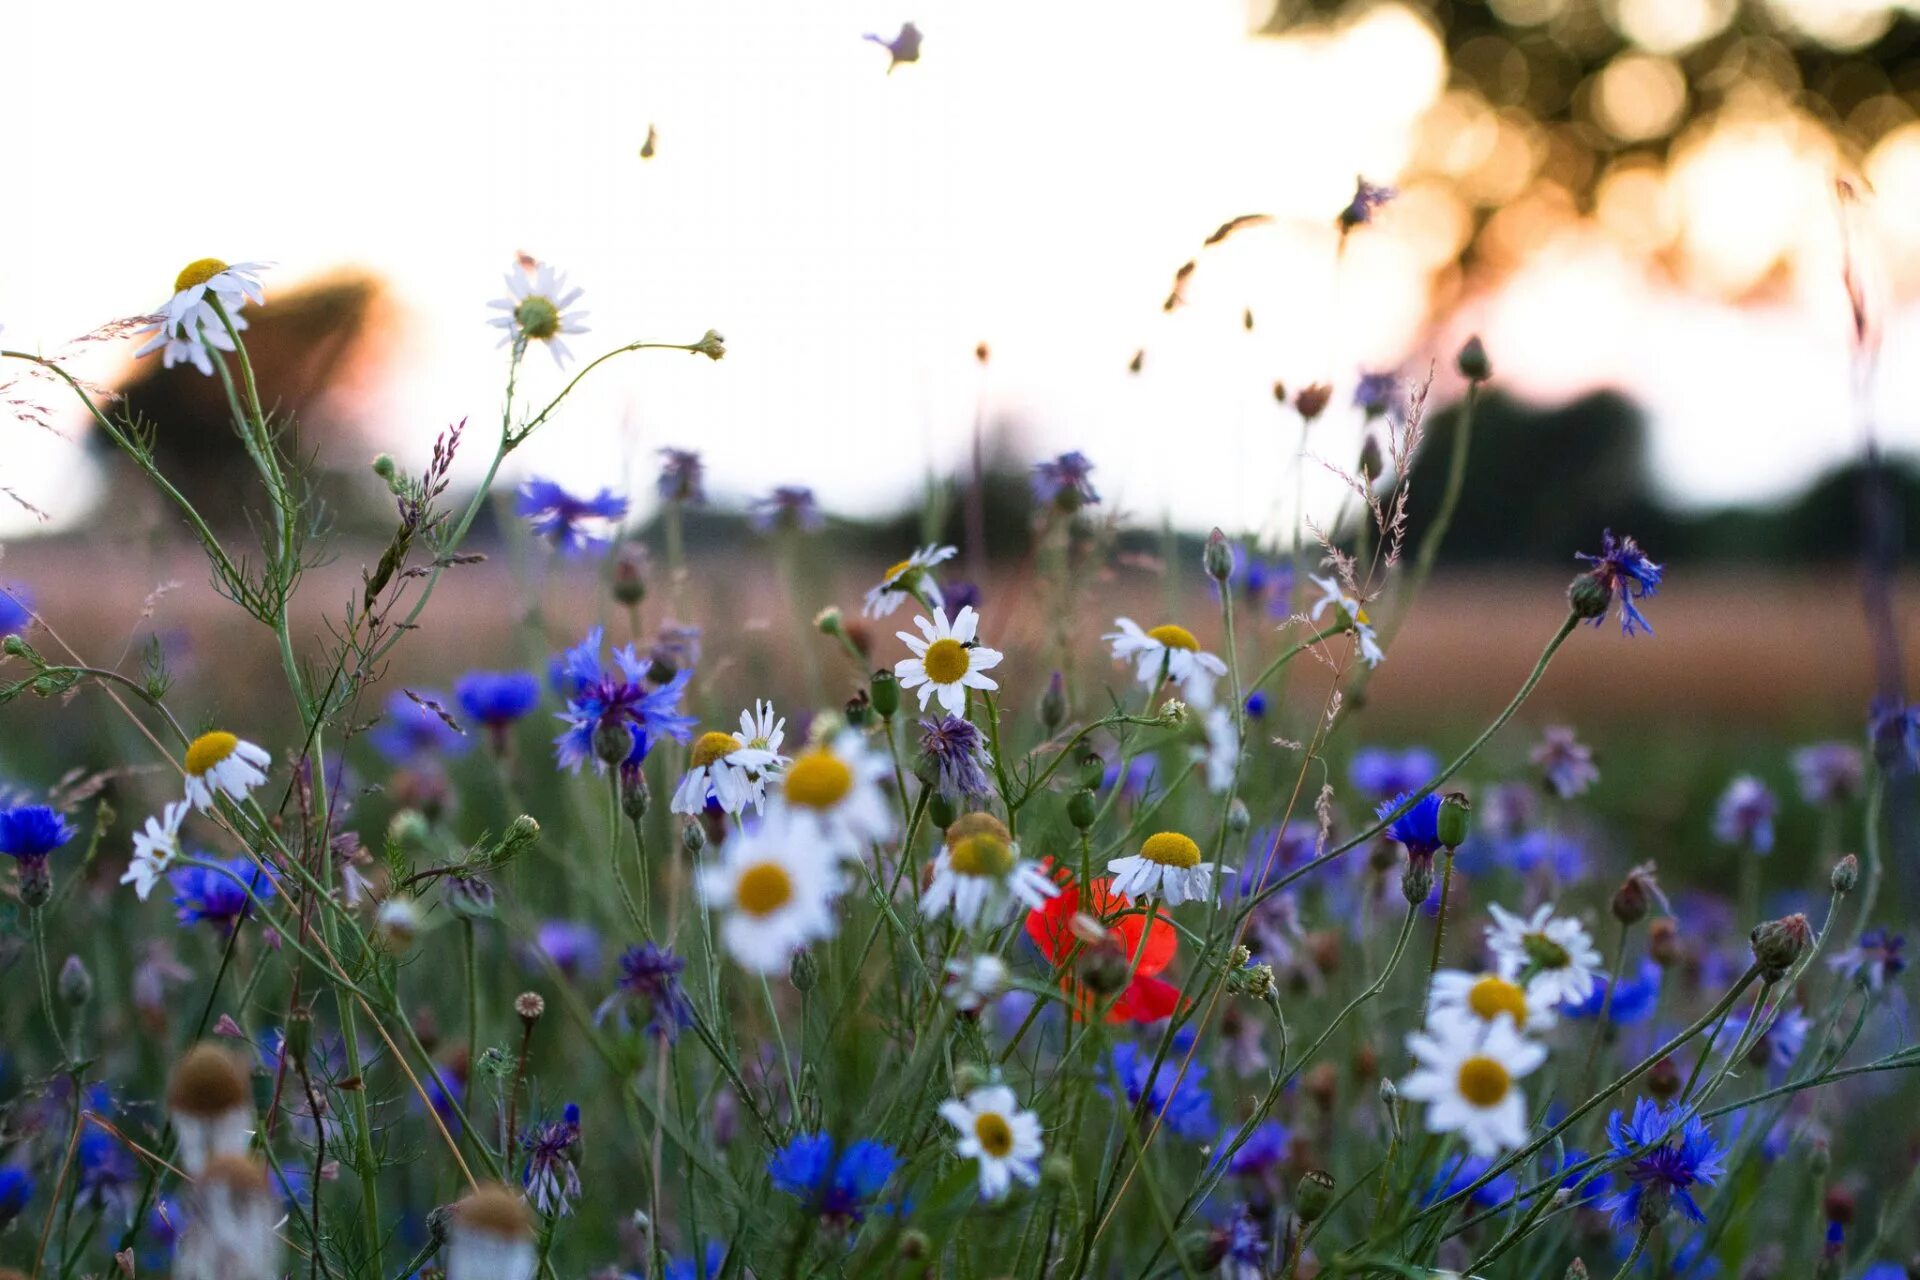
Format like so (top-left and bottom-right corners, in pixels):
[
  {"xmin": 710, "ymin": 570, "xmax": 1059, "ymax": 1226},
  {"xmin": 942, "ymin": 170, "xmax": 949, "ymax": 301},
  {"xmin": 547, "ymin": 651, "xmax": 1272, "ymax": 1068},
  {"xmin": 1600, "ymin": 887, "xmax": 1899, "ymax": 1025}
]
[
  {"xmin": 621, "ymin": 770, "xmax": 651, "ymax": 823},
  {"xmin": 1611, "ymin": 865, "xmax": 1656, "ymax": 925},
  {"xmin": 1359, "ymin": 432, "xmax": 1384, "ymax": 479},
  {"xmin": 1078, "ymin": 941, "xmax": 1132, "ymax": 996},
  {"xmin": 371, "ymin": 453, "xmax": 398, "ymax": 482},
  {"xmin": 377, "ymin": 897, "xmax": 424, "ymax": 954},
  {"xmin": 1568, "ymin": 571, "xmax": 1612, "ymax": 621},
  {"xmin": 1077, "ymin": 750, "xmax": 1106, "ymax": 789},
  {"xmin": 898, "ymin": 1228, "xmax": 932, "ymax": 1261},
  {"xmin": 1400, "ymin": 854, "xmax": 1433, "ymax": 907},
  {"xmin": 1204, "ymin": 529, "xmax": 1233, "ymax": 583},
  {"xmin": 789, "ymin": 947, "xmax": 818, "ymax": 992},
  {"xmin": 927, "ymin": 792, "xmax": 959, "ymax": 830},
  {"xmin": 446, "ymin": 874, "xmax": 495, "ymax": 920},
  {"xmin": 1750, "ymin": 913, "xmax": 1813, "ymax": 982},
  {"xmin": 58, "ymin": 954, "xmax": 92, "ymax": 1007},
  {"xmin": 1038, "ymin": 671, "xmax": 1068, "ymax": 736},
  {"xmin": 814, "ymin": 606, "xmax": 844, "ymax": 637},
  {"xmin": 1456, "ymin": 335, "xmax": 1492, "ymax": 383},
  {"xmin": 1647, "ymin": 1055, "xmax": 1681, "ymax": 1101},
  {"xmin": 1226, "ymin": 798, "xmax": 1250, "ymax": 835},
  {"xmin": 680, "ymin": 820, "xmax": 706, "ymax": 857},
  {"xmin": 1436, "ymin": 792, "xmax": 1470, "ymax": 850},
  {"xmin": 1648, "ymin": 916, "xmax": 1681, "ymax": 967},
  {"xmin": 1041, "ymin": 1154, "xmax": 1075, "ymax": 1186},
  {"xmin": 1565, "ymin": 1261, "xmax": 1590, "ymax": 1280},
  {"xmin": 1831, "ymin": 854, "xmax": 1859, "ymax": 894},
  {"xmin": 1295, "ymin": 1170, "xmax": 1335, "ymax": 1223},
  {"xmin": 869, "ymin": 669, "xmax": 901, "ymax": 719},
  {"xmin": 592, "ymin": 719, "xmax": 634, "ymax": 768},
  {"xmin": 844, "ymin": 691, "xmax": 872, "ymax": 727},
  {"xmin": 612, "ymin": 552, "xmax": 647, "ymax": 606},
  {"xmin": 1067, "ymin": 787, "xmax": 1097, "ymax": 831},
  {"xmin": 387, "ymin": 808, "xmax": 431, "ymax": 855},
  {"xmin": 1295, "ymin": 383, "xmax": 1333, "ymax": 422},
  {"xmin": 495, "ymin": 814, "xmax": 540, "ymax": 867},
  {"xmin": 692, "ymin": 329, "xmax": 726, "ymax": 361},
  {"xmin": 284, "ymin": 1010, "xmax": 314, "ymax": 1065}
]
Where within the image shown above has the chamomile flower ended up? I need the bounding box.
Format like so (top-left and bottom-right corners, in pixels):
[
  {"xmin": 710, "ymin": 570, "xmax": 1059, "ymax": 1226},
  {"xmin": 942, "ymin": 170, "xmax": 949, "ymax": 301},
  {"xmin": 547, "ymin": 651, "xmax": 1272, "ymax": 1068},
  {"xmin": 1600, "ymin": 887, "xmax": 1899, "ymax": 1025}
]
[
  {"xmin": 895, "ymin": 606, "xmax": 1005, "ymax": 714},
  {"xmin": 182, "ymin": 732, "xmax": 272, "ymax": 812},
  {"xmin": 1104, "ymin": 618, "xmax": 1230, "ymax": 710},
  {"xmin": 944, "ymin": 953, "xmax": 1010, "ymax": 1012},
  {"xmin": 922, "ymin": 812, "xmax": 1059, "ymax": 927},
  {"xmin": 123, "ymin": 800, "xmax": 189, "ymax": 901},
  {"xmin": 695, "ymin": 809, "xmax": 839, "ymax": 973},
  {"xmin": 774, "ymin": 731, "xmax": 897, "ymax": 857},
  {"xmin": 1427, "ymin": 970, "xmax": 1558, "ymax": 1034},
  {"xmin": 132, "ymin": 258, "xmax": 268, "ymax": 377},
  {"xmin": 1308, "ymin": 576, "xmax": 1385, "ymax": 667},
  {"xmin": 671, "ymin": 701, "xmax": 789, "ymax": 816},
  {"xmin": 1486, "ymin": 903, "xmax": 1605, "ymax": 1007},
  {"xmin": 1198, "ymin": 706, "xmax": 1239, "ymax": 793},
  {"xmin": 487, "ymin": 260, "xmax": 589, "ymax": 367},
  {"xmin": 1107, "ymin": 831, "xmax": 1226, "ymax": 907},
  {"xmin": 939, "ymin": 1086, "xmax": 1043, "ymax": 1201},
  {"xmin": 862, "ymin": 544, "xmax": 957, "ymax": 617},
  {"xmin": 1400, "ymin": 1010, "xmax": 1546, "ymax": 1156}
]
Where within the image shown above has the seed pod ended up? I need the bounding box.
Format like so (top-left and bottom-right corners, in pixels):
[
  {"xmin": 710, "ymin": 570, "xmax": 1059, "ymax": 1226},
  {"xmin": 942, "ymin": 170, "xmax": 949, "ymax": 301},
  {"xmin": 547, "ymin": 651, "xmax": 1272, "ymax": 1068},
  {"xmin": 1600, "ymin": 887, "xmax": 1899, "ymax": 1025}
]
[
  {"xmin": 1436, "ymin": 793, "xmax": 1471, "ymax": 850},
  {"xmin": 1067, "ymin": 787, "xmax": 1097, "ymax": 831},
  {"xmin": 1456, "ymin": 335, "xmax": 1492, "ymax": 383},
  {"xmin": 869, "ymin": 669, "xmax": 901, "ymax": 719},
  {"xmin": 1296, "ymin": 1170, "xmax": 1336, "ymax": 1223}
]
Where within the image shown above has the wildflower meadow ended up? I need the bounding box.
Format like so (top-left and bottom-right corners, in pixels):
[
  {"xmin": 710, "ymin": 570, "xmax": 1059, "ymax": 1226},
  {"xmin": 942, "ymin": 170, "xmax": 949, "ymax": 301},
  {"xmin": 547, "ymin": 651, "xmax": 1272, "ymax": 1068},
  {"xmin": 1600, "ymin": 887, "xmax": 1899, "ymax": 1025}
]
[{"xmin": 3, "ymin": 196, "xmax": 1919, "ymax": 1280}]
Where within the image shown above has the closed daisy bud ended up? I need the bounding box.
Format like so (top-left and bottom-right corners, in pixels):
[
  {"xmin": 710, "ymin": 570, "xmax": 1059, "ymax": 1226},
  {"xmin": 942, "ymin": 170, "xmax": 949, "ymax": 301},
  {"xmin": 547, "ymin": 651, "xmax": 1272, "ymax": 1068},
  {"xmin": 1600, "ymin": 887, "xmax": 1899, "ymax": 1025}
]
[
  {"xmin": 814, "ymin": 606, "xmax": 844, "ymax": 637},
  {"xmin": 167, "ymin": 1044, "xmax": 253, "ymax": 1177},
  {"xmin": 494, "ymin": 815, "xmax": 540, "ymax": 867},
  {"xmin": 176, "ymin": 1156, "xmax": 280, "ymax": 1280},
  {"xmin": 448, "ymin": 1183, "xmax": 537, "ymax": 1280}
]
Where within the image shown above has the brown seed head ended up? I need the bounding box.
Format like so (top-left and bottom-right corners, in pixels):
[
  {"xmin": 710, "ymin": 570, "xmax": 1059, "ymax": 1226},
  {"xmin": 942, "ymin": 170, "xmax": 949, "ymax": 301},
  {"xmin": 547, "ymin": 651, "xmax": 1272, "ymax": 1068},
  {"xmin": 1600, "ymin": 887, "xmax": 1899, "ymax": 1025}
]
[
  {"xmin": 167, "ymin": 1044, "xmax": 249, "ymax": 1117},
  {"xmin": 454, "ymin": 1182, "xmax": 534, "ymax": 1240}
]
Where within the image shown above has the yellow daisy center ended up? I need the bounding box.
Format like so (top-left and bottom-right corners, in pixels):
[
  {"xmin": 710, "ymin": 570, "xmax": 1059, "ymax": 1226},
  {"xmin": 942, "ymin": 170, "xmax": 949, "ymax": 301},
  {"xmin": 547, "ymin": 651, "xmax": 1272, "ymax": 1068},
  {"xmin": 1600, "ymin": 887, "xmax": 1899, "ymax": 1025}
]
[
  {"xmin": 1146, "ymin": 624, "xmax": 1198, "ymax": 651},
  {"xmin": 1456, "ymin": 1055, "xmax": 1511, "ymax": 1107},
  {"xmin": 513, "ymin": 295, "xmax": 561, "ymax": 340},
  {"xmin": 185, "ymin": 731, "xmax": 240, "ymax": 777},
  {"xmin": 922, "ymin": 638, "xmax": 971, "ymax": 685},
  {"xmin": 735, "ymin": 861, "xmax": 794, "ymax": 917},
  {"xmin": 949, "ymin": 833, "xmax": 1016, "ymax": 878},
  {"xmin": 1140, "ymin": 831, "xmax": 1201, "ymax": 868},
  {"xmin": 174, "ymin": 258, "xmax": 229, "ymax": 292},
  {"xmin": 691, "ymin": 732, "xmax": 744, "ymax": 769},
  {"xmin": 883, "ymin": 558, "xmax": 915, "ymax": 584},
  {"xmin": 1354, "ymin": 606, "xmax": 1371, "ymax": 625},
  {"xmin": 946, "ymin": 812, "xmax": 1011, "ymax": 847},
  {"xmin": 1467, "ymin": 976, "xmax": 1529, "ymax": 1028},
  {"xmin": 973, "ymin": 1111, "xmax": 1014, "ymax": 1158},
  {"xmin": 785, "ymin": 750, "xmax": 854, "ymax": 810}
]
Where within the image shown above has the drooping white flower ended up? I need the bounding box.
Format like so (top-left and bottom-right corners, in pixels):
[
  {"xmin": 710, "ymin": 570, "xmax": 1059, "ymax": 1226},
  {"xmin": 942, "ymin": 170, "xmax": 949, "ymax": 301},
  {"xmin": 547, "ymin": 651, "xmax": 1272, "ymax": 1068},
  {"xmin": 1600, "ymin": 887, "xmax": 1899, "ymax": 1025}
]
[
  {"xmin": 175, "ymin": 1155, "xmax": 282, "ymax": 1280},
  {"xmin": 1107, "ymin": 830, "xmax": 1226, "ymax": 908},
  {"xmin": 1485, "ymin": 902, "xmax": 1606, "ymax": 1008},
  {"xmin": 1104, "ymin": 618, "xmax": 1228, "ymax": 709},
  {"xmin": 775, "ymin": 730, "xmax": 897, "ymax": 856},
  {"xmin": 939, "ymin": 1085, "xmax": 1044, "ymax": 1200},
  {"xmin": 1426, "ymin": 969, "xmax": 1558, "ymax": 1035},
  {"xmin": 944, "ymin": 953, "xmax": 1010, "ymax": 1012},
  {"xmin": 182, "ymin": 732, "xmax": 271, "ymax": 812},
  {"xmin": 921, "ymin": 812, "xmax": 1058, "ymax": 928},
  {"xmin": 1308, "ymin": 575, "xmax": 1385, "ymax": 667},
  {"xmin": 862, "ymin": 544, "xmax": 956, "ymax": 618},
  {"xmin": 895, "ymin": 606, "xmax": 1004, "ymax": 715},
  {"xmin": 123, "ymin": 800, "xmax": 189, "ymax": 901},
  {"xmin": 1399, "ymin": 1010, "xmax": 1546, "ymax": 1156},
  {"xmin": 132, "ymin": 259, "xmax": 268, "ymax": 378},
  {"xmin": 671, "ymin": 700, "xmax": 789, "ymax": 816},
  {"xmin": 695, "ymin": 807, "xmax": 840, "ymax": 973},
  {"xmin": 1198, "ymin": 705, "xmax": 1238, "ymax": 793},
  {"xmin": 487, "ymin": 260, "xmax": 590, "ymax": 367}
]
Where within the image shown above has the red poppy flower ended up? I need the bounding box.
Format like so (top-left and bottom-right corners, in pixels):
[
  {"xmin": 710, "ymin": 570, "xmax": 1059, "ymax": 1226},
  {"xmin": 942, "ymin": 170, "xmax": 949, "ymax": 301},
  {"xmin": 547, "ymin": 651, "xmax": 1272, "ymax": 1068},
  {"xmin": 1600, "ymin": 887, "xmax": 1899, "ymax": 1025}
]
[{"xmin": 1025, "ymin": 867, "xmax": 1180, "ymax": 1023}]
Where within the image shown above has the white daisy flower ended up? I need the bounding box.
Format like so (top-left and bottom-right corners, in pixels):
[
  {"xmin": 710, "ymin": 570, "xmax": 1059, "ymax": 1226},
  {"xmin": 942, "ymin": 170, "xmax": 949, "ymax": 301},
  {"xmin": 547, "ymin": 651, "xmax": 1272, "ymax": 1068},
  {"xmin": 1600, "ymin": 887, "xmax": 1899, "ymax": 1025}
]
[
  {"xmin": 123, "ymin": 800, "xmax": 189, "ymax": 901},
  {"xmin": 131, "ymin": 258, "xmax": 267, "ymax": 377},
  {"xmin": 1399, "ymin": 1009, "xmax": 1546, "ymax": 1156},
  {"xmin": 1485, "ymin": 902, "xmax": 1606, "ymax": 1008},
  {"xmin": 696, "ymin": 807, "xmax": 840, "ymax": 973},
  {"xmin": 1308, "ymin": 575, "xmax": 1385, "ymax": 668},
  {"xmin": 862, "ymin": 544, "xmax": 957, "ymax": 618},
  {"xmin": 776, "ymin": 731, "xmax": 897, "ymax": 855},
  {"xmin": 921, "ymin": 812, "xmax": 1059, "ymax": 928},
  {"xmin": 1106, "ymin": 831, "xmax": 1227, "ymax": 907},
  {"xmin": 1103, "ymin": 618, "xmax": 1228, "ymax": 710},
  {"xmin": 670, "ymin": 700, "xmax": 790, "ymax": 816},
  {"xmin": 895, "ymin": 606, "xmax": 1005, "ymax": 715},
  {"xmin": 939, "ymin": 1085, "xmax": 1044, "ymax": 1201},
  {"xmin": 1426, "ymin": 969, "xmax": 1558, "ymax": 1035},
  {"xmin": 944, "ymin": 953, "xmax": 1010, "ymax": 1013},
  {"xmin": 133, "ymin": 315, "xmax": 243, "ymax": 377},
  {"xmin": 487, "ymin": 260, "xmax": 590, "ymax": 367},
  {"xmin": 1197, "ymin": 705, "xmax": 1238, "ymax": 794},
  {"xmin": 446, "ymin": 1184, "xmax": 537, "ymax": 1280},
  {"xmin": 182, "ymin": 732, "xmax": 272, "ymax": 813}
]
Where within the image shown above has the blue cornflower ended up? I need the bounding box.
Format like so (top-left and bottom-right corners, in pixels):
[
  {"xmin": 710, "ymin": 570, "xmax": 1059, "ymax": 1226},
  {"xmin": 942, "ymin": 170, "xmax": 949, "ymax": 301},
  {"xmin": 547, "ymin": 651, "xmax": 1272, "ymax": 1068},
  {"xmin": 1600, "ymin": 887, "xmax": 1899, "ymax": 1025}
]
[
  {"xmin": 656, "ymin": 448, "xmax": 706, "ymax": 505},
  {"xmin": 1339, "ymin": 177, "xmax": 1396, "ymax": 230},
  {"xmin": 369, "ymin": 689, "xmax": 470, "ymax": 761},
  {"xmin": 1105, "ymin": 1042, "xmax": 1215, "ymax": 1141},
  {"xmin": 767, "ymin": 1132, "xmax": 901, "ymax": 1224},
  {"xmin": 1244, "ymin": 690, "xmax": 1268, "ymax": 719},
  {"xmin": 1031, "ymin": 451, "xmax": 1099, "ymax": 512},
  {"xmin": 0, "ymin": 585, "xmax": 31, "ymax": 635},
  {"xmin": 1563, "ymin": 960, "xmax": 1660, "ymax": 1025},
  {"xmin": 521, "ymin": 1103, "xmax": 583, "ymax": 1216},
  {"xmin": 1829, "ymin": 927, "xmax": 1906, "ymax": 991},
  {"xmin": 595, "ymin": 944, "xmax": 694, "ymax": 1042},
  {"xmin": 750, "ymin": 485, "xmax": 824, "ymax": 533},
  {"xmin": 1103, "ymin": 755, "xmax": 1159, "ymax": 800},
  {"xmin": 665, "ymin": 1243, "xmax": 728, "ymax": 1280},
  {"xmin": 1422, "ymin": 1153, "xmax": 1517, "ymax": 1209},
  {"xmin": 1349, "ymin": 747, "xmax": 1439, "ymax": 797},
  {"xmin": 1242, "ymin": 555, "xmax": 1295, "ymax": 618},
  {"xmin": 1600, "ymin": 1099, "xmax": 1726, "ymax": 1229},
  {"xmin": 421, "ymin": 1064, "xmax": 465, "ymax": 1136},
  {"xmin": 1574, "ymin": 529, "xmax": 1662, "ymax": 636},
  {"xmin": 1539, "ymin": 1147, "xmax": 1609, "ymax": 1205},
  {"xmin": 1868, "ymin": 697, "xmax": 1920, "ymax": 772},
  {"xmin": 77, "ymin": 1126, "xmax": 139, "ymax": 1223},
  {"xmin": 1376, "ymin": 790, "xmax": 1443, "ymax": 859},
  {"xmin": 1354, "ymin": 370, "xmax": 1398, "ymax": 417},
  {"xmin": 0, "ymin": 1165, "xmax": 31, "ymax": 1227},
  {"xmin": 1494, "ymin": 828, "xmax": 1586, "ymax": 881},
  {"xmin": 917, "ymin": 714, "xmax": 995, "ymax": 802},
  {"xmin": 1207, "ymin": 1203, "xmax": 1269, "ymax": 1278},
  {"xmin": 1862, "ymin": 1265, "xmax": 1908, "ymax": 1280},
  {"xmin": 1723, "ymin": 1005, "xmax": 1809, "ymax": 1073},
  {"xmin": 169, "ymin": 856, "xmax": 274, "ymax": 933},
  {"xmin": 1792, "ymin": 741, "xmax": 1864, "ymax": 806},
  {"xmin": 530, "ymin": 919, "xmax": 603, "ymax": 980},
  {"xmin": 1220, "ymin": 1119, "xmax": 1291, "ymax": 1178},
  {"xmin": 517, "ymin": 477, "xmax": 629, "ymax": 554},
  {"xmin": 943, "ymin": 580, "xmax": 983, "ymax": 613},
  {"xmin": 455, "ymin": 670, "xmax": 540, "ymax": 732},
  {"xmin": 1711, "ymin": 775, "xmax": 1776, "ymax": 854},
  {"xmin": 553, "ymin": 628, "xmax": 696, "ymax": 776},
  {"xmin": 0, "ymin": 803, "xmax": 73, "ymax": 902}
]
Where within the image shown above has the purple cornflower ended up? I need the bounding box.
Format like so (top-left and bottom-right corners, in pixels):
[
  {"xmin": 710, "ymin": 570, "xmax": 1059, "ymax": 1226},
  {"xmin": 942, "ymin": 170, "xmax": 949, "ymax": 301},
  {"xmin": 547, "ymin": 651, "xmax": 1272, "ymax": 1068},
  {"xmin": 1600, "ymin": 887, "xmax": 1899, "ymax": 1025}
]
[
  {"xmin": 1354, "ymin": 370, "xmax": 1398, "ymax": 417},
  {"xmin": 1221, "ymin": 1119, "xmax": 1291, "ymax": 1178},
  {"xmin": 369, "ymin": 689, "xmax": 470, "ymax": 761},
  {"xmin": 517, "ymin": 478, "xmax": 629, "ymax": 554},
  {"xmin": 1792, "ymin": 742, "xmax": 1865, "ymax": 806},
  {"xmin": 750, "ymin": 485, "xmax": 824, "ymax": 533},
  {"xmin": 1530, "ymin": 725, "xmax": 1599, "ymax": 798},
  {"xmin": 595, "ymin": 943, "xmax": 694, "ymax": 1042},
  {"xmin": 1105, "ymin": 1041, "xmax": 1215, "ymax": 1141},
  {"xmin": 1242, "ymin": 555, "xmax": 1295, "ymax": 618},
  {"xmin": 943, "ymin": 580, "xmax": 983, "ymax": 613},
  {"xmin": 521, "ymin": 1103, "xmax": 583, "ymax": 1215},
  {"xmin": 1712, "ymin": 775, "xmax": 1776, "ymax": 854},
  {"xmin": 1479, "ymin": 781, "xmax": 1538, "ymax": 840},
  {"xmin": 1376, "ymin": 790, "xmax": 1444, "ymax": 859},
  {"xmin": 656, "ymin": 448, "xmax": 706, "ymax": 505},
  {"xmin": 1031, "ymin": 450, "xmax": 1099, "ymax": 513},
  {"xmin": 649, "ymin": 622, "xmax": 704, "ymax": 678},
  {"xmin": 1349, "ymin": 747, "xmax": 1439, "ymax": 797},
  {"xmin": 530, "ymin": 919, "xmax": 603, "ymax": 980},
  {"xmin": 456, "ymin": 671, "xmax": 540, "ymax": 732},
  {"xmin": 1207, "ymin": 1203, "xmax": 1269, "ymax": 1279},
  {"xmin": 553, "ymin": 627, "xmax": 696, "ymax": 776},
  {"xmin": 169, "ymin": 856, "xmax": 275, "ymax": 933},
  {"xmin": 916, "ymin": 714, "xmax": 995, "ymax": 802},
  {"xmin": 666, "ymin": 1244, "xmax": 728, "ymax": 1280},
  {"xmin": 767, "ymin": 1132, "xmax": 902, "ymax": 1224},
  {"xmin": 1103, "ymin": 755, "xmax": 1160, "ymax": 801},
  {"xmin": 0, "ymin": 804, "xmax": 73, "ymax": 903},
  {"xmin": 1601, "ymin": 1099, "xmax": 1726, "ymax": 1229},
  {"xmin": 1868, "ymin": 697, "xmax": 1920, "ymax": 772},
  {"xmin": 1338, "ymin": 177, "xmax": 1396, "ymax": 230},
  {"xmin": 76, "ymin": 1125, "xmax": 139, "ymax": 1224},
  {"xmin": 1574, "ymin": 530, "xmax": 1663, "ymax": 636},
  {"xmin": 1828, "ymin": 928, "xmax": 1905, "ymax": 991},
  {"xmin": 1423, "ymin": 1153, "xmax": 1517, "ymax": 1209},
  {"xmin": 0, "ymin": 1167, "xmax": 31, "ymax": 1229}
]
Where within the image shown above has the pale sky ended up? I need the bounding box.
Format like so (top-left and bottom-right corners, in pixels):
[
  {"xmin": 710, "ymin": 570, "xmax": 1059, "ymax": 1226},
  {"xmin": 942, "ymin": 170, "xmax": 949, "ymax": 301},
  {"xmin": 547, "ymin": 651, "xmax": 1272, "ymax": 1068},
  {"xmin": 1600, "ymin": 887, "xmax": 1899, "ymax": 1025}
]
[{"xmin": 7, "ymin": 0, "xmax": 1918, "ymax": 543}]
